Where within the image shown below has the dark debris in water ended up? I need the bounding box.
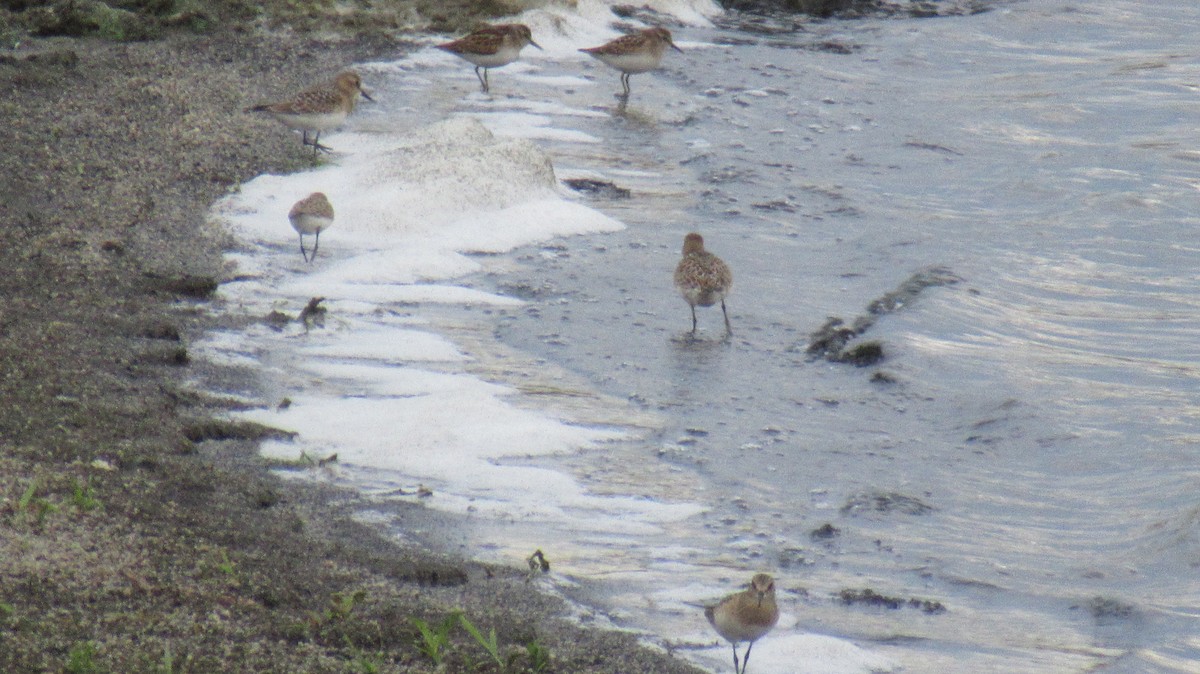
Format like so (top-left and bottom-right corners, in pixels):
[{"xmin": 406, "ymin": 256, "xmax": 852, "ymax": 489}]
[
  {"xmin": 720, "ymin": 0, "xmax": 853, "ymax": 18},
  {"xmin": 498, "ymin": 281, "xmax": 559, "ymax": 301},
  {"xmin": 769, "ymin": 40, "xmax": 862, "ymax": 54},
  {"xmin": 713, "ymin": 12, "xmax": 808, "ymax": 35},
  {"xmin": 841, "ymin": 491, "xmax": 935, "ymax": 516},
  {"xmin": 838, "ymin": 340, "xmax": 884, "ymax": 367},
  {"xmin": 718, "ymin": 0, "xmax": 1000, "ymax": 19},
  {"xmin": 1075, "ymin": 596, "xmax": 1137, "ymax": 621},
  {"xmin": 262, "ymin": 297, "xmax": 328, "ymax": 331},
  {"xmin": 837, "ymin": 588, "xmax": 947, "ymax": 614},
  {"xmin": 777, "ymin": 547, "xmax": 814, "ymax": 569},
  {"xmin": 563, "ymin": 178, "xmax": 631, "ymax": 200},
  {"xmin": 299, "ymin": 296, "xmax": 327, "ymax": 329},
  {"xmin": 803, "ymin": 266, "xmax": 961, "ymax": 366},
  {"xmin": 752, "ymin": 198, "xmax": 798, "ymax": 212},
  {"xmin": 804, "ymin": 315, "xmax": 879, "ymax": 364},
  {"xmin": 810, "ymin": 522, "xmax": 840, "ymax": 540},
  {"xmin": 710, "ymin": 9, "xmax": 866, "ymax": 53},
  {"xmin": 804, "ymin": 317, "xmax": 858, "ymax": 359},
  {"xmin": 265, "ymin": 310, "xmax": 291, "ymax": 330},
  {"xmin": 904, "ymin": 140, "xmax": 964, "ymax": 156},
  {"xmin": 526, "ymin": 549, "xmax": 551, "ymax": 581},
  {"xmin": 808, "ymin": 40, "xmax": 858, "ymax": 54},
  {"xmin": 870, "ymin": 370, "xmax": 898, "ymax": 384},
  {"xmin": 702, "ymin": 166, "xmax": 759, "ymax": 185},
  {"xmin": 867, "ymin": 266, "xmax": 962, "ymax": 316},
  {"xmin": 610, "ymin": 3, "xmax": 684, "ymax": 26}
]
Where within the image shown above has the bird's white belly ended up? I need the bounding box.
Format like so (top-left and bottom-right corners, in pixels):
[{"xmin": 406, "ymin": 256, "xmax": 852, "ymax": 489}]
[
  {"xmin": 678, "ymin": 284, "xmax": 725, "ymax": 308},
  {"xmin": 594, "ymin": 51, "xmax": 663, "ymax": 74},
  {"xmin": 290, "ymin": 214, "xmax": 333, "ymax": 235},
  {"xmin": 273, "ymin": 110, "xmax": 347, "ymax": 131},
  {"xmin": 464, "ymin": 45, "xmax": 522, "ymax": 68}
]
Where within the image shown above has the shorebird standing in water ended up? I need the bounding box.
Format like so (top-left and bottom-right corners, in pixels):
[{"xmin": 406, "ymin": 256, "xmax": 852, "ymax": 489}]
[
  {"xmin": 579, "ymin": 26, "xmax": 682, "ymax": 100},
  {"xmin": 246, "ymin": 70, "xmax": 372, "ymax": 155},
  {"xmin": 705, "ymin": 573, "xmax": 780, "ymax": 674},
  {"xmin": 674, "ymin": 232, "xmax": 733, "ymax": 337},
  {"xmin": 288, "ymin": 192, "xmax": 334, "ymax": 263},
  {"xmin": 438, "ymin": 24, "xmax": 542, "ymax": 93}
]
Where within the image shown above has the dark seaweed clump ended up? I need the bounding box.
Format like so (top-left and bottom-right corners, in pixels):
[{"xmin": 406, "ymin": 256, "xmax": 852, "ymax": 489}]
[
  {"xmin": 810, "ymin": 522, "xmax": 841, "ymax": 540},
  {"xmin": 804, "ymin": 266, "xmax": 961, "ymax": 365},
  {"xmin": 837, "ymin": 588, "xmax": 947, "ymax": 614},
  {"xmin": 717, "ymin": 0, "xmax": 1000, "ymax": 19},
  {"xmin": 563, "ymin": 178, "xmax": 632, "ymax": 200},
  {"xmin": 841, "ymin": 491, "xmax": 935, "ymax": 516}
]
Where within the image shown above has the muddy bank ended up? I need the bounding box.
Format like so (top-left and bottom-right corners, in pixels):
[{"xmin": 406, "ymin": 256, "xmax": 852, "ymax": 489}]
[{"xmin": 0, "ymin": 8, "xmax": 707, "ymax": 673}]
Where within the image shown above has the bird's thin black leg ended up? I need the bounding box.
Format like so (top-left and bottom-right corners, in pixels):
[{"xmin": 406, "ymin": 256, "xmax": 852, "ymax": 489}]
[
  {"xmin": 309, "ymin": 130, "xmax": 333, "ymax": 154},
  {"xmin": 740, "ymin": 642, "xmax": 756, "ymax": 674}
]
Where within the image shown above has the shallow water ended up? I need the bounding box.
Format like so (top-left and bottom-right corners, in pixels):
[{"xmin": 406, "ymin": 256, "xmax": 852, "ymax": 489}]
[{"xmin": 205, "ymin": 1, "xmax": 1200, "ymax": 671}]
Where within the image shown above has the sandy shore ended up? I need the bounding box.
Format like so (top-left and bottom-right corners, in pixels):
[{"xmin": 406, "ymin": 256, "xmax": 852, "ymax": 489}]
[{"xmin": 0, "ymin": 11, "xmax": 709, "ymax": 673}]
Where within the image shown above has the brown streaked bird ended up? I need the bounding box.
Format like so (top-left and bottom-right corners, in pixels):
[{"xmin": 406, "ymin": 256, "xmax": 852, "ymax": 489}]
[
  {"xmin": 246, "ymin": 71, "xmax": 372, "ymax": 155},
  {"xmin": 437, "ymin": 23, "xmax": 542, "ymax": 93},
  {"xmin": 705, "ymin": 573, "xmax": 780, "ymax": 674},
  {"xmin": 674, "ymin": 232, "xmax": 733, "ymax": 336},
  {"xmin": 579, "ymin": 26, "xmax": 682, "ymax": 99},
  {"xmin": 288, "ymin": 192, "xmax": 334, "ymax": 263}
]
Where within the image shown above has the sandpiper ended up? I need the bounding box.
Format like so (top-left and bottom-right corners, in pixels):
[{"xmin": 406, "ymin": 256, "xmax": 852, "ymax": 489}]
[
  {"xmin": 674, "ymin": 232, "xmax": 733, "ymax": 336},
  {"xmin": 705, "ymin": 573, "xmax": 780, "ymax": 674},
  {"xmin": 288, "ymin": 192, "xmax": 334, "ymax": 262},
  {"xmin": 438, "ymin": 24, "xmax": 542, "ymax": 93},
  {"xmin": 246, "ymin": 71, "xmax": 372, "ymax": 155},
  {"xmin": 579, "ymin": 26, "xmax": 682, "ymax": 99}
]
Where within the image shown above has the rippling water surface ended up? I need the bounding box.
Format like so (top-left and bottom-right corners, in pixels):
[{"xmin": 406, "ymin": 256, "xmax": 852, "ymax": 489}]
[{"xmin": 209, "ymin": 1, "xmax": 1200, "ymax": 671}]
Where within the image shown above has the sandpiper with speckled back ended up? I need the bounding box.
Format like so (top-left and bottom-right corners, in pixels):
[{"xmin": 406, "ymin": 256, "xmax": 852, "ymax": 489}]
[
  {"xmin": 674, "ymin": 232, "xmax": 733, "ymax": 336},
  {"xmin": 289, "ymin": 192, "xmax": 334, "ymax": 263},
  {"xmin": 705, "ymin": 573, "xmax": 780, "ymax": 674},
  {"xmin": 438, "ymin": 24, "xmax": 542, "ymax": 93},
  {"xmin": 579, "ymin": 26, "xmax": 682, "ymax": 99},
  {"xmin": 246, "ymin": 71, "xmax": 372, "ymax": 155}
]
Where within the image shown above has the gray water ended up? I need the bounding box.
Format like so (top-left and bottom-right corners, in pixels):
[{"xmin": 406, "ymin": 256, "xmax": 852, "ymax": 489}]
[{"xmin": 421, "ymin": 1, "xmax": 1200, "ymax": 671}]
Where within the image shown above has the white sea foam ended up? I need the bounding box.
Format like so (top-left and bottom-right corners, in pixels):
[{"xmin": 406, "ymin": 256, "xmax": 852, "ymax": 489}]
[
  {"xmin": 296, "ymin": 326, "xmax": 467, "ymax": 363},
  {"xmin": 472, "ymin": 96, "xmax": 609, "ymax": 119},
  {"xmin": 209, "ymin": 109, "xmax": 680, "ymax": 536},
  {"xmin": 216, "ymin": 118, "xmax": 623, "ymax": 288},
  {"xmin": 460, "ymin": 111, "xmax": 603, "ymax": 144},
  {"xmin": 708, "ymin": 634, "xmax": 898, "ymax": 674},
  {"xmin": 511, "ymin": 0, "xmax": 722, "ymax": 58},
  {"xmin": 246, "ymin": 390, "xmax": 622, "ymax": 503}
]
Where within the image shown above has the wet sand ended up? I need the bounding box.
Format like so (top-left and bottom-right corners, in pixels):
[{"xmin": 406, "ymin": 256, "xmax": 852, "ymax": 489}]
[{"xmin": 0, "ymin": 15, "xmax": 707, "ymax": 674}]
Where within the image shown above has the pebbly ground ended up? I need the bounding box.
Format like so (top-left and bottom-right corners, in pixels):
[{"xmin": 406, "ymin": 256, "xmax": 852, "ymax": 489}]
[{"xmin": 0, "ymin": 4, "xmax": 710, "ymax": 672}]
